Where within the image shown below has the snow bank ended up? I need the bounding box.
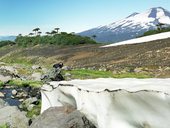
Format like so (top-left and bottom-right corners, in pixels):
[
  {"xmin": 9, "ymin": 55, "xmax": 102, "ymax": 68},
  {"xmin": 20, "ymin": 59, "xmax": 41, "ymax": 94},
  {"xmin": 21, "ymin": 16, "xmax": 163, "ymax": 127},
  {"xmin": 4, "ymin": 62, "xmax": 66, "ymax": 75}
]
[
  {"xmin": 41, "ymin": 78, "xmax": 170, "ymax": 128},
  {"xmin": 102, "ymin": 31, "xmax": 170, "ymax": 47}
]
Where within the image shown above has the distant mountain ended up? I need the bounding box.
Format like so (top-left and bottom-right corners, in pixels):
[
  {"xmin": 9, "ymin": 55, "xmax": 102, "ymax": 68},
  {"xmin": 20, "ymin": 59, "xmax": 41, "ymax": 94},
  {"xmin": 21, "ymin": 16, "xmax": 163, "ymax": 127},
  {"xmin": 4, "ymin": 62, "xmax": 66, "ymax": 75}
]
[
  {"xmin": 79, "ymin": 7, "xmax": 170, "ymax": 43},
  {"xmin": 0, "ymin": 36, "xmax": 16, "ymax": 41}
]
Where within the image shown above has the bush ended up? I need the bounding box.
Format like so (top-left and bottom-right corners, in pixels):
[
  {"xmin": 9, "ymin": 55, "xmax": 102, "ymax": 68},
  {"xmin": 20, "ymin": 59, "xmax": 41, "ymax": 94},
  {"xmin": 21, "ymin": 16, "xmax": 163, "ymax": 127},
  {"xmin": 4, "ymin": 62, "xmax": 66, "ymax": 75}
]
[
  {"xmin": 15, "ymin": 33, "xmax": 96, "ymax": 47},
  {"xmin": 0, "ymin": 81, "xmax": 4, "ymax": 87},
  {"xmin": 0, "ymin": 40, "xmax": 15, "ymax": 47},
  {"xmin": 26, "ymin": 100, "xmax": 41, "ymax": 118}
]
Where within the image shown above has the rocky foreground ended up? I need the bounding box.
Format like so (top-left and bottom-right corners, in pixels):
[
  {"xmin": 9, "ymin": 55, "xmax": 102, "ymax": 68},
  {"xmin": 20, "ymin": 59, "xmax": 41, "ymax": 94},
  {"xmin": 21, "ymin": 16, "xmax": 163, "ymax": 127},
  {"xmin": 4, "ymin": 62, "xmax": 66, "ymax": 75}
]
[
  {"xmin": 30, "ymin": 105, "xmax": 96, "ymax": 128},
  {"xmin": 0, "ymin": 63, "xmax": 97, "ymax": 127},
  {"xmin": 0, "ymin": 98, "xmax": 96, "ymax": 128}
]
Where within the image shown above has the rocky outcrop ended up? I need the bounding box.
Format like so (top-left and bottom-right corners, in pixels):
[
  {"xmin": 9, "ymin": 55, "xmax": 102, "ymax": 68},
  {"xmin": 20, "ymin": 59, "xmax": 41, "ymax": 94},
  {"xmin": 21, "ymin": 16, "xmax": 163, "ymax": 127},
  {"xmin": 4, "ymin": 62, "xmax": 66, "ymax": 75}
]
[
  {"xmin": 30, "ymin": 105, "xmax": 96, "ymax": 128},
  {"xmin": 0, "ymin": 99, "xmax": 28, "ymax": 128},
  {"xmin": 41, "ymin": 78, "xmax": 170, "ymax": 128},
  {"xmin": 0, "ymin": 99, "xmax": 6, "ymax": 108},
  {"xmin": 0, "ymin": 64, "xmax": 46, "ymax": 82},
  {"xmin": 0, "ymin": 68, "xmax": 14, "ymax": 83},
  {"xmin": 20, "ymin": 97, "xmax": 39, "ymax": 111}
]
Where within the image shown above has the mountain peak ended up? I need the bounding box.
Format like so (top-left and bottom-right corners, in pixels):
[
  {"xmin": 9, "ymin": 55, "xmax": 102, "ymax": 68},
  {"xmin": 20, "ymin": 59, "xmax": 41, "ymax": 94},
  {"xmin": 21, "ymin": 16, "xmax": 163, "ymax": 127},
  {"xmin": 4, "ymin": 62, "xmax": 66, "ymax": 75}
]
[
  {"xmin": 145, "ymin": 7, "xmax": 170, "ymax": 23},
  {"xmin": 79, "ymin": 7, "xmax": 170, "ymax": 43},
  {"xmin": 150, "ymin": 7, "xmax": 165, "ymax": 10},
  {"xmin": 126, "ymin": 12, "xmax": 139, "ymax": 18}
]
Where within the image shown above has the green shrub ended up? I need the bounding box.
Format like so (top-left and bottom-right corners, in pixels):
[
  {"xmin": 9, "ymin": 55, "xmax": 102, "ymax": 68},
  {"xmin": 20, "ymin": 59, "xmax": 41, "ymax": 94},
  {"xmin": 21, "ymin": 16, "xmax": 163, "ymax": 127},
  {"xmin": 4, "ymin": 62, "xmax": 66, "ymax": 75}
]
[
  {"xmin": 26, "ymin": 100, "xmax": 41, "ymax": 118},
  {"xmin": 0, "ymin": 123, "xmax": 10, "ymax": 128},
  {"xmin": 0, "ymin": 81, "xmax": 4, "ymax": 87},
  {"xmin": 0, "ymin": 40, "xmax": 15, "ymax": 47},
  {"xmin": 15, "ymin": 33, "xmax": 96, "ymax": 47}
]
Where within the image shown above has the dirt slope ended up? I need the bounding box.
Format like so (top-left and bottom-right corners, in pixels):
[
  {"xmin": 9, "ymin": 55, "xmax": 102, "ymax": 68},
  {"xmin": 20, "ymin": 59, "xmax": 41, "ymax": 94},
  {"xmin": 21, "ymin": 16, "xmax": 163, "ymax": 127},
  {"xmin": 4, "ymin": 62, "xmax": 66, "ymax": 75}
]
[{"xmin": 0, "ymin": 38, "xmax": 170, "ymax": 71}]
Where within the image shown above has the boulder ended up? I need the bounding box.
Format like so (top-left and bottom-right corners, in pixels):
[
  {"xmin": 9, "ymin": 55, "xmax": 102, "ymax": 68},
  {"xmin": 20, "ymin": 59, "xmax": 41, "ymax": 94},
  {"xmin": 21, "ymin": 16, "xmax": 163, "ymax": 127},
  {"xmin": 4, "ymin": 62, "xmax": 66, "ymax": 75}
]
[
  {"xmin": 41, "ymin": 68, "xmax": 48, "ymax": 73},
  {"xmin": 165, "ymin": 67, "xmax": 170, "ymax": 71},
  {"xmin": 16, "ymin": 91, "xmax": 27, "ymax": 99},
  {"xmin": 112, "ymin": 70, "xmax": 118, "ymax": 74},
  {"xmin": 12, "ymin": 89, "xmax": 17, "ymax": 96},
  {"xmin": 0, "ymin": 66, "xmax": 18, "ymax": 83},
  {"xmin": 0, "ymin": 92, "xmax": 5, "ymax": 98},
  {"xmin": 20, "ymin": 97, "xmax": 38, "ymax": 111},
  {"xmin": 0, "ymin": 62, "xmax": 6, "ymax": 65},
  {"xmin": 62, "ymin": 66, "xmax": 72, "ymax": 71},
  {"xmin": 27, "ymin": 104, "xmax": 35, "ymax": 111},
  {"xmin": 156, "ymin": 70, "xmax": 170, "ymax": 78},
  {"xmin": 30, "ymin": 106, "xmax": 96, "ymax": 128},
  {"xmin": 64, "ymin": 73, "xmax": 72, "ymax": 80},
  {"xmin": 0, "ymin": 66, "xmax": 18, "ymax": 75},
  {"xmin": 32, "ymin": 65, "xmax": 41, "ymax": 70},
  {"xmin": 0, "ymin": 75, "xmax": 12, "ymax": 83},
  {"xmin": 134, "ymin": 67, "xmax": 143, "ymax": 73},
  {"xmin": 0, "ymin": 106, "xmax": 28, "ymax": 128},
  {"xmin": 0, "ymin": 99, "xmax": 6, "ymax": 108},
  {"xmin": 28, "ymin": 87, "xmax": 40, "ymax": 98},
  {"xmin": 64, "ymin": 73, "xmax": 71, "ymax": 77},
  {"xmin": 31, "ymin": 73, "xmax": 42, "ymax": 81},
  {"xmin": 98, "ymin": 68, "xmax": 107, "ymax": 71}
]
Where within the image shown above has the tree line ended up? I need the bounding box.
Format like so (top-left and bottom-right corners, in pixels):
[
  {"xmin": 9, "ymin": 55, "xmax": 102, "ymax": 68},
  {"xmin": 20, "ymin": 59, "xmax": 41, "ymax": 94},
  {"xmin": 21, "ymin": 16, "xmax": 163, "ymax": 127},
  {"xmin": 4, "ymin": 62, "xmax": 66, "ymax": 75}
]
[{"xmin": 15, "ymin": 27, "xmax": 97, "ymax": 47}]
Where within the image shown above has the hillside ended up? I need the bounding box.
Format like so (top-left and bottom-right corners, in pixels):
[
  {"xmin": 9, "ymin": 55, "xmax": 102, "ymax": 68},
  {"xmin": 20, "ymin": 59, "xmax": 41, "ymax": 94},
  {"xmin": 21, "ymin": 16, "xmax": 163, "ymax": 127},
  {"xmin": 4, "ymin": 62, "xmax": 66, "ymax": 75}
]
[
  {"xmin": 0, "ymin": 37, "xmax": 170, "ymax": 77},
  {"xmin": 79, "ymin": 7, "xmax": 170, "ymax": 43}
]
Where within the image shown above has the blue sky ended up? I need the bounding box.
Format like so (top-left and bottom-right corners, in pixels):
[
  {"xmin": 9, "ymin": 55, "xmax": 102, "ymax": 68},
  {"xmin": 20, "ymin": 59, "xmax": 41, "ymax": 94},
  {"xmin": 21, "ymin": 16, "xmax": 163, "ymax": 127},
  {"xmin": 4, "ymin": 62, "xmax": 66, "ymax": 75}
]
[{"xmin": 0, "ymin": 0, "xmax": 170, "ymax": 35}]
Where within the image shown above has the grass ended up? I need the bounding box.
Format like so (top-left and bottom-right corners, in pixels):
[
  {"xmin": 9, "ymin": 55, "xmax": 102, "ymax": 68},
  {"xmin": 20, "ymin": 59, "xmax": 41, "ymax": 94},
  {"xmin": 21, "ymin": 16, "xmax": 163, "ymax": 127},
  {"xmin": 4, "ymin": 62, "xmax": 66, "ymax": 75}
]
[
  {"xmin": 0, "ymin": 81, "xmax": 4, "ymax": 87},
  {"xmin": 1, "ymin": 57, "xmax": 36, "ymax": 66},
  {"xmin": 0, "ymin": 123, "xmax": 10, "ymax": 128},
  {"xmin": 112, "ymin": 72, "xmax": 152, "ymax": 78},
  {"xmin": 64, "ymin": 69, "xmax": 113, "ymax": 79},
  {"xmin": 7, "ymin": 79, "xmax": 43, "ymax": 88},
  {"xmin": 63, "ymin": 69, "xmax": 152, "ymax": 79},
  {"xmin": 26, "ymin": 100, "xmax": 41, "ymax": 118}
]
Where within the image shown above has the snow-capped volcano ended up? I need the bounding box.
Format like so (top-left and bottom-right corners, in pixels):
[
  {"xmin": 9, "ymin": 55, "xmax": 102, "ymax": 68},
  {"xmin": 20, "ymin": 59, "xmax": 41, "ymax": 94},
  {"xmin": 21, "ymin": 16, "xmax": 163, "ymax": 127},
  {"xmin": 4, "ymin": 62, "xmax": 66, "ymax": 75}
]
[{"xmin": 79, "ymin": 7, "xmax": 170, "ymax": 43}]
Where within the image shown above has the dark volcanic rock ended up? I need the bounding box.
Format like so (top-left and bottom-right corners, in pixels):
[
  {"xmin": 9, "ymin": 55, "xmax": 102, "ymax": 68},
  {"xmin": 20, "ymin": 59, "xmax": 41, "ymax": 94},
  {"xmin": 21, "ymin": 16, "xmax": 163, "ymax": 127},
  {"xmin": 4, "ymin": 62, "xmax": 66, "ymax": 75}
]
[{"xmin": 30, "ymin": 106, "xmax": 96, "ymax": 128}]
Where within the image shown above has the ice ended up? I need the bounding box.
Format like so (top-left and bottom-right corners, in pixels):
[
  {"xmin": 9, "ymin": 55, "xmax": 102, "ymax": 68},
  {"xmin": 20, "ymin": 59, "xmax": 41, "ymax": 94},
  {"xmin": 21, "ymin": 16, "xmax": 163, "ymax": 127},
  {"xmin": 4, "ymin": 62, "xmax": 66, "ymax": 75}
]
[{"xmin": 41, "ymin": 78, "xmax": 170, "ymax": 128}]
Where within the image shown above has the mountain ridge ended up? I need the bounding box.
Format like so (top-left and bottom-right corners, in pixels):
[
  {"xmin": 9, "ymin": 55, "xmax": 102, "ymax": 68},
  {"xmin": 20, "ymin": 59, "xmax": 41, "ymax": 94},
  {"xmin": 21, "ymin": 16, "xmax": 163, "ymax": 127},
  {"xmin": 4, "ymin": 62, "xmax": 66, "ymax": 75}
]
[
  {"xmin": 79, "ymin": 7, "xmax": 170, "ymax": 43},
  {"xmin": 0, "ymin": 36, "xmax": 16, "ymax": 41}
]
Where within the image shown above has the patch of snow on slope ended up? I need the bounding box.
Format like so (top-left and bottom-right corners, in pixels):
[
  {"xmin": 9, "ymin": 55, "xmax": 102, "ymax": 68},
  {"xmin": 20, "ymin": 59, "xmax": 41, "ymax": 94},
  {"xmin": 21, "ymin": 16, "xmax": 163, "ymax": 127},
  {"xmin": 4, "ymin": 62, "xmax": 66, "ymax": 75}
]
[
  {"xmin": 41, "ymin": 78, "xmax": 170, "ymax": 128},
  {"xmin": 102, "ymin": 31, "xmax": 170, "ymax": 47}
]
